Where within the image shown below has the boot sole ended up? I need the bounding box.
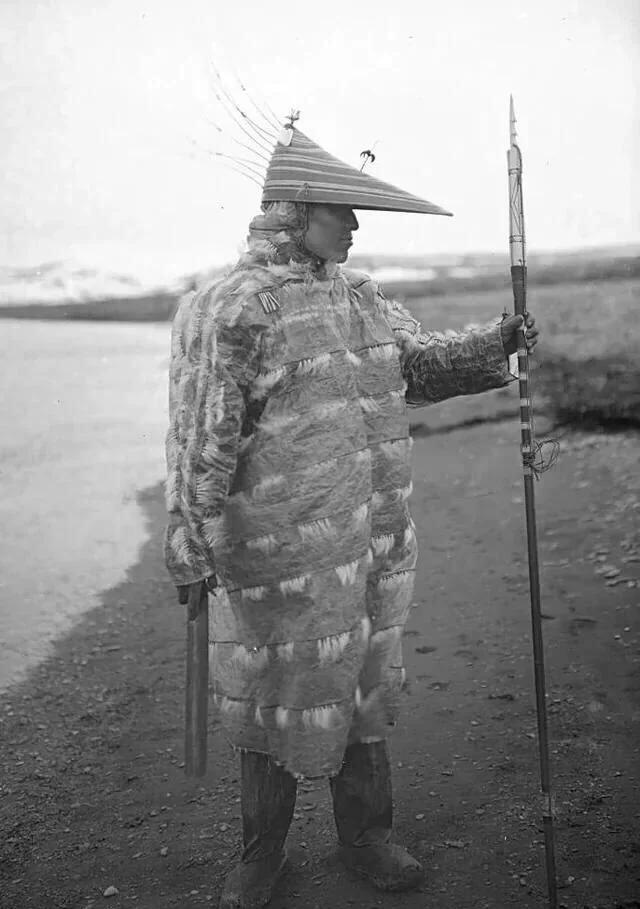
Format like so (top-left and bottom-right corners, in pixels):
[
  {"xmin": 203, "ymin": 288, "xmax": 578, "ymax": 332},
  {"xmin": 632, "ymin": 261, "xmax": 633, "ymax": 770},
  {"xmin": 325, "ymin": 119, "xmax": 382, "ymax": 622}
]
[
  {"xmin": 218, "ymin": 852, "xmax": 289, "ymax": 909},
  {"xmin": 345, "ymin": 866, "xmax": 423, "ymax": 892},
  {"xmin": 338, "ymin": 849, "xmax": 423, "ymax": 893}
]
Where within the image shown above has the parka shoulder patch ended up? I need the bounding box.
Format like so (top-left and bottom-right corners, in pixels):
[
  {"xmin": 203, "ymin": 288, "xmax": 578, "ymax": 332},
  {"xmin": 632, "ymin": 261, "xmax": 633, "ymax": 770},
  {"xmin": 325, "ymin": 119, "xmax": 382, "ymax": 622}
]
[{"xmin": 257, "ymin": 288, "xmax": 281, "ymax": 314}]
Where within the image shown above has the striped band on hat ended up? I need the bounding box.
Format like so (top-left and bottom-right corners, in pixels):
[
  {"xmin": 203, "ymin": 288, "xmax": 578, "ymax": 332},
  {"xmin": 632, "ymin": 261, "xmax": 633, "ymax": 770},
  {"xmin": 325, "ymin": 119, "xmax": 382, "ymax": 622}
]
[{"xmin": 262, "ymin": 128, "xmax": 452, "ymax": 216}]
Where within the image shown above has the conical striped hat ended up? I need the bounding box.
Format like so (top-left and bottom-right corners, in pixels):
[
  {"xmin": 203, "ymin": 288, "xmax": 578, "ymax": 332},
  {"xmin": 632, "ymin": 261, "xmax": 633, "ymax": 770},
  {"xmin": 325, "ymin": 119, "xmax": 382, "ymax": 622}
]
[{"xmin": 262, "ymin": 125, "xmax": 452, "ymax": 216}]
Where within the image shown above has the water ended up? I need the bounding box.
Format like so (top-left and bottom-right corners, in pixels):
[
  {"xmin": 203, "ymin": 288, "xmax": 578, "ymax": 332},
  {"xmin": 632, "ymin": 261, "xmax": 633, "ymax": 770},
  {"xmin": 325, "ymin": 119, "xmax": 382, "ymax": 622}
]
[{"xmin": 0, "ymin": 319, "xmax": 172, "ymax": 690}]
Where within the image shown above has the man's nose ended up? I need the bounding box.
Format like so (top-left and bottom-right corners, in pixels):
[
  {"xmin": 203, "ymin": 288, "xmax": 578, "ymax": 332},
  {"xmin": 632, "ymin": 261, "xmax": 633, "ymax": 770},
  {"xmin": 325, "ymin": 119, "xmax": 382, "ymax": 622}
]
[{"xmin": 348, "ymin": 211, "xmax": 359, "ymax": 231}]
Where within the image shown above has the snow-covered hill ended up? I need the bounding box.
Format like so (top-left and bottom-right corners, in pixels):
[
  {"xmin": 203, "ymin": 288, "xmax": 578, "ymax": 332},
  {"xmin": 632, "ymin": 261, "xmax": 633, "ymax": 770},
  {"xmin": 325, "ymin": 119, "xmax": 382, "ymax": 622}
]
[{"xmin": 0, "ymin": 262, "xmax": 186, "ymax": 307}]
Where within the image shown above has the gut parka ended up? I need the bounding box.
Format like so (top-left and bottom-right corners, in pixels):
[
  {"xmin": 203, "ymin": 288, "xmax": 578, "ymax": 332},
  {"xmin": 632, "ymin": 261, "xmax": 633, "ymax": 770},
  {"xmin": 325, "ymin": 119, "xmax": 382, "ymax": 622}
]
[{"xmin": 165, "ymin": 145, "xmax": 512, "ymax": 780}]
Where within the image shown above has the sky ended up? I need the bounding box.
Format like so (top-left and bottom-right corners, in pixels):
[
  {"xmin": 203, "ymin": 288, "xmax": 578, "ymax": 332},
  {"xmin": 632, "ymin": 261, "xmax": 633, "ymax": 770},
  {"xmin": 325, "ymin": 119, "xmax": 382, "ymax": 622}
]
[{"xmin": 2, "ymin": 0, "xmax": 639, "ymax": 282}]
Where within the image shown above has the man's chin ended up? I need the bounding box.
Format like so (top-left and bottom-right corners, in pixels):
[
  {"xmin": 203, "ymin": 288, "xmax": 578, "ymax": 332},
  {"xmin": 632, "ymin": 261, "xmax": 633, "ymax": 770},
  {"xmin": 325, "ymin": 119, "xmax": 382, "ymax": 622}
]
[{"xmin": 319, "ymin": 247, "xmax": 351, "ymax": 265}]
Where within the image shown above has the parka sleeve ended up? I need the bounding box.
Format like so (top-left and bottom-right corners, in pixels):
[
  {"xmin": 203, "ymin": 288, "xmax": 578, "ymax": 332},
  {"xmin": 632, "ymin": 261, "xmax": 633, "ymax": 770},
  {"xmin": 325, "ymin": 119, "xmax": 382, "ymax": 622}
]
[
  {"xmin": 164, "ymin": 290, "xmax": 263, "ymax": 587},
  {"xmin": 378, "ymin": 290, "xmax": 513, "ymax": 407}
]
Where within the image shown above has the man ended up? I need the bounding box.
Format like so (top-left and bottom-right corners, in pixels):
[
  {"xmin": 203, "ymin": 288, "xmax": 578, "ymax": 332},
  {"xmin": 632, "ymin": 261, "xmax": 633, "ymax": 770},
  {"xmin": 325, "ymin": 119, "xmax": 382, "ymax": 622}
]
[{"xmin": 165, "ymin": 119, "xmax": 537, "ymax": 908}]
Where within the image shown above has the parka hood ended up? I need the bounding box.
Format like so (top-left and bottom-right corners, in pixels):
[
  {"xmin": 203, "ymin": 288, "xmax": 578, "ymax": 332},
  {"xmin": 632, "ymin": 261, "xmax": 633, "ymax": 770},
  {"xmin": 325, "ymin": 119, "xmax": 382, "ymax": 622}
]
[{"xmin": 241, "ymin": 201, "xmax": 339, "ymax": 280}]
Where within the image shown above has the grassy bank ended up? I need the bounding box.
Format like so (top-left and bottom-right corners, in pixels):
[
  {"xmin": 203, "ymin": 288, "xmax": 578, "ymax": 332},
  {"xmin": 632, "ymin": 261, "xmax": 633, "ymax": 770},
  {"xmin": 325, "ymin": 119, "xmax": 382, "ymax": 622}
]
[
  {"xmin": 380, "ymin": 255, "xmax": 640, "ymax": 301},
  {"xmin": 408, "ymin": 277, "xmax": 640, "ymax": 428}
]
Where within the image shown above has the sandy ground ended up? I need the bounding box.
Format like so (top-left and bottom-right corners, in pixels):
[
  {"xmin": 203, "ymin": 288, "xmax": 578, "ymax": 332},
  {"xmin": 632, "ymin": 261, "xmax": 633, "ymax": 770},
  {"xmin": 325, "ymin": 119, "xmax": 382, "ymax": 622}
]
[{"xmin": 1, "ymin": 401, "xmax": 638, "ymax": 908}]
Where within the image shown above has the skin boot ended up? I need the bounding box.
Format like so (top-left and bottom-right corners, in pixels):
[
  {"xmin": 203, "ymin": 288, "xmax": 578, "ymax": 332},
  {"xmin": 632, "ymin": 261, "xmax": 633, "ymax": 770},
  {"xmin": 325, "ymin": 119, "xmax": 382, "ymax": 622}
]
[
  {"xmin": 329, "ymin": 740, "xmax": 423, "ymax": 892},
  {"xmin": 219, "ymin": 750, "xmax": 297, "ymax": 909}
]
